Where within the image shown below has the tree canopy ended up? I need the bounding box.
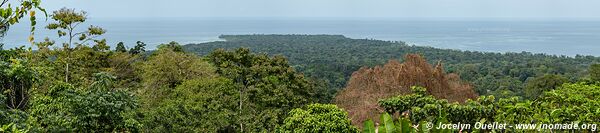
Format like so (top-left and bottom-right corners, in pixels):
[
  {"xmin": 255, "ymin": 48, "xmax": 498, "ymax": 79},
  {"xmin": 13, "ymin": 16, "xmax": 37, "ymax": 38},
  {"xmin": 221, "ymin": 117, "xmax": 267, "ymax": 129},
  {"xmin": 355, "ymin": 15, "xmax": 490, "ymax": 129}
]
[
  {"xmin": 207, "ymin": 48, "xmax": 322, "ymax": 132},
  {"xmin": 186, "ymin": 35, "xmax": 600, "ymax": 99}
]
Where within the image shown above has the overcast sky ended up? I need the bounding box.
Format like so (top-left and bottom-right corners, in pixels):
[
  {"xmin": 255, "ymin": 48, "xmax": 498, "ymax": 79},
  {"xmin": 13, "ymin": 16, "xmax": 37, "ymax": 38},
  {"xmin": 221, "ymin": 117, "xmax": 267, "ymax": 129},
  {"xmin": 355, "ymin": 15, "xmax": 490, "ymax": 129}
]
[{"xmin": 38, "ymin": 0, "xmax": 600, "ymax": 20}]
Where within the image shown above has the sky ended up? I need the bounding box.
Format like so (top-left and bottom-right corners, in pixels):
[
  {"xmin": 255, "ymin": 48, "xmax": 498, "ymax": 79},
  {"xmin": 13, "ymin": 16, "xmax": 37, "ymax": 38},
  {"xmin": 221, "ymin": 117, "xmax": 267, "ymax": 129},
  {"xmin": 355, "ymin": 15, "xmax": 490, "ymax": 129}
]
[{"xmin": 38, "ymin": 0, "xmax": 600, "ymax": 20}]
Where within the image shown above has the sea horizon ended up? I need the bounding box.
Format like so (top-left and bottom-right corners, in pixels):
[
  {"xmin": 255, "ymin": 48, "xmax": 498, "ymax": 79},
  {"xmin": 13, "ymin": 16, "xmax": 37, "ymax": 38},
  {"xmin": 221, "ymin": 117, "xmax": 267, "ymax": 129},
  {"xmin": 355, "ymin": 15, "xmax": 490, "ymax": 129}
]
[{"xmin": 2, "ymin": 18, "xmax": 600, "ymax": 56}]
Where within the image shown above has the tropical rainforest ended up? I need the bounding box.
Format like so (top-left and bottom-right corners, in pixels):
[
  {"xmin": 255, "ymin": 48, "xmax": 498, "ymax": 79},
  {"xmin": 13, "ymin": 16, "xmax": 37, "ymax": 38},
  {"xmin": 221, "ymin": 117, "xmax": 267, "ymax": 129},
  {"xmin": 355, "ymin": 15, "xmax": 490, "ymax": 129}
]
[{"xmin": 1, "ymin": 1, "xmax": 599, "ymax": 133}]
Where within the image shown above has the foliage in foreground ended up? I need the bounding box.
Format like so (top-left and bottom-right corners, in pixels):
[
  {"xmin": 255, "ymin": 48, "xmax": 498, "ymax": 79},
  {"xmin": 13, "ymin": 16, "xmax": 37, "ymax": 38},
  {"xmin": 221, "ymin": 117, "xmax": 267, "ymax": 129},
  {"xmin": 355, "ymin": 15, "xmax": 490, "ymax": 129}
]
[
  {"xmin": 379, "ymin": 83, "xmax": 600, "ymax": 132},
  {"xmin": 496, "ymin": 81, "xmax": 600, "ymax": 125},
  {"xmin": 28, "ymin": 75, "xmax": 140, "ymax": 132},
  {"xmin": 278, "ymin": 103, "xmax": 358, "ymax": 133},
  {"xmin": 379, "ymin": 86, "xmax": 494, "ymax": 127},
  {"xmin": 0, "ymin": 123, "xmax": 29, "ymax": 133},
  {"xmin": 362, "ymin": 112, "xmax": 454, "ymax": 133}
]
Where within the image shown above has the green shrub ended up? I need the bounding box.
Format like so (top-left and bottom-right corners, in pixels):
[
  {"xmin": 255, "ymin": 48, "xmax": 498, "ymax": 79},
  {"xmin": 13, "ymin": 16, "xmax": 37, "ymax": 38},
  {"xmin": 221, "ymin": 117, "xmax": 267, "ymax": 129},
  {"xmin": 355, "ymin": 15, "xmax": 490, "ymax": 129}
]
[
  {"xmin": 28, "ymin": 81, "xmax": 140, "ymax": 132},
  {"xmin": 362, "ymin": 112, "xmax": 451, "ymax": 133},
  {"xmin": 278, "ymin": 103, "xmax": 358, "ymax": 133}
]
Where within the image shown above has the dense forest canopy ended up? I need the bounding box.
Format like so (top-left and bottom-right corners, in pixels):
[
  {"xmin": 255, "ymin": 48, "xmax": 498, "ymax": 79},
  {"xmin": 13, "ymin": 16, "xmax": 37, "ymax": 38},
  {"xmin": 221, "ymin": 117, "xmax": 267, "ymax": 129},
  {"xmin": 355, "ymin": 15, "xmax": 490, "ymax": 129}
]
[
  {"xmin": 185, "ymin": 34, "xmax": 600, "ymax": 99},
  {"xmin": 2, "ymin": 29, "xmax": 599, "ymax": 133}
]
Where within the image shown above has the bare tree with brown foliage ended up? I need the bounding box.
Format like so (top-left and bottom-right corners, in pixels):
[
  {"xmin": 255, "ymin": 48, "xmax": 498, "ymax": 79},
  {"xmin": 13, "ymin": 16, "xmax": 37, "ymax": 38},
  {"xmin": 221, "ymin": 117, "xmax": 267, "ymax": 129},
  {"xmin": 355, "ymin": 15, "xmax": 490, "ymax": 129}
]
[{"xmin": 334, "ymin": 54, "xmax": 478, "ymax": 126}]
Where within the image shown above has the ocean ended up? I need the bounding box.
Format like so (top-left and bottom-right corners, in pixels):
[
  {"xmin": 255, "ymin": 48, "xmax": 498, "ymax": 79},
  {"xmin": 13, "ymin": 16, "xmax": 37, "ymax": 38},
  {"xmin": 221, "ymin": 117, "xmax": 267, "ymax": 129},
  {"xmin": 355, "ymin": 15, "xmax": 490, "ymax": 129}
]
[{"xmin": 2, "ymin": 18, "xmax": 599, "ymax": 56}]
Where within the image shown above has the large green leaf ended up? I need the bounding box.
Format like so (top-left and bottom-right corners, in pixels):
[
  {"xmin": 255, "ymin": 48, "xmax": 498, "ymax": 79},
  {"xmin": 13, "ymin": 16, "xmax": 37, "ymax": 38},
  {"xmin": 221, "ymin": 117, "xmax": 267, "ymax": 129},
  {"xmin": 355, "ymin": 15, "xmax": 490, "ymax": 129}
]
[
  {"xmin": 400, "ymin": 117, "xmax": 411, "ymax": 133},
  {"xmin": 380, "ymin": 113, "xmax": 396, "ymax": 133},
  {"xmin": 363, "ymin": 120, "xmax": 376, "ymax": 133},
  {"xmin": 417, "ymin": 121, "xmax": 427, "ymax": 133}
]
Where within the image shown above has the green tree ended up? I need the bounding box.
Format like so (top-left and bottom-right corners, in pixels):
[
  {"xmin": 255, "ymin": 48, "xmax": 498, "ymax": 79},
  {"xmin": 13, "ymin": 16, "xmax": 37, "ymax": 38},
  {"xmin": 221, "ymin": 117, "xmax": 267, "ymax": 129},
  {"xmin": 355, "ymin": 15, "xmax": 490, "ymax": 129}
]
[
  {"xmin": 278, "ymin": 103, "xmax": 358, "ymax": 133},
  {"xmin": 0, "ymin": 58, "xmax": 39, "ymax": 110},
  {"xmin": 115, "ymin": 42, "xmax": 127, "ymax": 52},
  {"xmin": 34, "ymin": 37, "xmax": 55, "ymax": 50},
  {"xmin": 35, "ymin": 45, "xmax": 112, "ymax": 87},
  {"xmin": 45, "ymin": 8, "xmax": 105, "ymax": 48},
  {"xmin": 91, "ymin": 39, "xmax": 109, "ymax": 52},
  {"xmin": 137, "ymin": 42, "xmax": 216, "ymax": 109},
  {"xmin": 0, "ymin": 1, "xmax": 48, "ymax": 109},
  {"xmin": 129, "ymin": 41, "xmax": 146, "ymax": 55},
  {"xmin": 137, "ymin": 43, "xmax": 240, "ymax": 132},
  {"xmin": 143, "ymin": 77, "xmax": 238, "ymax": 132},
  {"xmin": 158, "ymin": 41, "xmax": 184, "ymax": 52},
  {"xmin": 524, "ymin": 74, "xmax": 567, "ymax": 99},
  {"xmin": 590, "ymin": 64, "xmax": 600, "ymax": 82},
  {"xmin": 44, "ymin": 8, "xmax": 106, "ymax": 83},
  {"xmin": 208, "ymin": 48, "xmax": 318, "ymax": 132},
  {"xmin": 138, "ymin": 42, "xmax": 218, "ymax": 132},
  {"xmin": 106, "ymin": 52, "xmax": 141, "ymax": 88}
]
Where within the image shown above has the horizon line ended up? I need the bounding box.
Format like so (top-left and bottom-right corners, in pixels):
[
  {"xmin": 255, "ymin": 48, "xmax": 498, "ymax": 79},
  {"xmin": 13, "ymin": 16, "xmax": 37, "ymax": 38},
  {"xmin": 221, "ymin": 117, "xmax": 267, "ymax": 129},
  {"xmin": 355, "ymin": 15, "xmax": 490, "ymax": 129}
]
[{"xmin": 86, "ymin": 16, "xmax": 600, "ymax": 21}]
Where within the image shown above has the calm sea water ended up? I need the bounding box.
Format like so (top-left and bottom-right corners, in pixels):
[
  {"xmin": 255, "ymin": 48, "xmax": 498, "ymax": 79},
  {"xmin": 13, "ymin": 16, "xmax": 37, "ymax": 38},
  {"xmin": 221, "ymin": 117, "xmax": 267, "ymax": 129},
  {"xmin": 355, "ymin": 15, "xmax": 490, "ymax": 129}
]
[{"xmin": 2, "ymin": 19, "xmax": 600, "ymax": 56}]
